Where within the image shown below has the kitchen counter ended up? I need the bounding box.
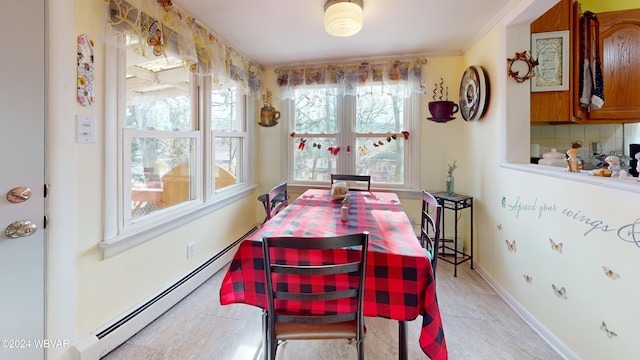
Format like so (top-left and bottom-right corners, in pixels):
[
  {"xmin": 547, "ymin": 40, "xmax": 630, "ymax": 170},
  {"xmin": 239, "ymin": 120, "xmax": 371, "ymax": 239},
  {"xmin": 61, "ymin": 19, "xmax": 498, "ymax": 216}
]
[{"xmin": 502, "ymin": 163, "xmax": 640, "ymax": 194}]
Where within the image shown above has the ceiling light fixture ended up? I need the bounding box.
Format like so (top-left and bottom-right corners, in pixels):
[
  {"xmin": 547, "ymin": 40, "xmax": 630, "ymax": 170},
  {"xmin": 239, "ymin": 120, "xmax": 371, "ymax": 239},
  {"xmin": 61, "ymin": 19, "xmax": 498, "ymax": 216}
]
[{"xmin": 324, "ymin": 0, "xmax": 363, "ymax": 37}]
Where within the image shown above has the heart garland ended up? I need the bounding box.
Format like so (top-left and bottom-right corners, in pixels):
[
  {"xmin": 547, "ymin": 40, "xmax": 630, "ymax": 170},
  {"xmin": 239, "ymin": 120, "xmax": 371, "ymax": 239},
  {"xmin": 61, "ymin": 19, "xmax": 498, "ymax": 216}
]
[{"xmin": 291, "ymin": 131, "xmax": 410, "ymax": 155}]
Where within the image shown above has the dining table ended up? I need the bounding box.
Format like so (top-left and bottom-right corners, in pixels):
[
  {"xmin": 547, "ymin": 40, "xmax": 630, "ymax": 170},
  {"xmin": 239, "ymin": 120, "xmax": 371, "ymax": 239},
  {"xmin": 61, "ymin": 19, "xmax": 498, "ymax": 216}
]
[{"xmin": 219, "ymin": 188, "xmax": 448, "ymax": 360}]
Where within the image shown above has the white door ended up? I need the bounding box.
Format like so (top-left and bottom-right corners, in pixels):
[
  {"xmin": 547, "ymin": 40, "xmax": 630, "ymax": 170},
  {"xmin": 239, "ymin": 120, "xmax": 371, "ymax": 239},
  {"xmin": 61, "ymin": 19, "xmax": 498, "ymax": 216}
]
[{"xmin": 0, "ymin": 1, "xmax": 46, "ymax": 360}]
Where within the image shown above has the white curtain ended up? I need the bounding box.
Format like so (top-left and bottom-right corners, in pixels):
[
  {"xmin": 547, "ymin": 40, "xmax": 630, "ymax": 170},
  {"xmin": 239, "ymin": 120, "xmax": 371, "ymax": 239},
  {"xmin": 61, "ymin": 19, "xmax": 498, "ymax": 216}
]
[
  {"xmin": 103, "ymin": 0, "xmax": 261, "ymax": 97},
  {"xmin": 274, "ymin": 59, "xmax": 427, "ymax": 100}
]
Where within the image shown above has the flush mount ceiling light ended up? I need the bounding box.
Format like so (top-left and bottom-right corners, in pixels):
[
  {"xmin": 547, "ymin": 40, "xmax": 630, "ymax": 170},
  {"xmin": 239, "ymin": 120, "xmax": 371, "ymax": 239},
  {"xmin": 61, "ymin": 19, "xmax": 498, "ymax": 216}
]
[{"xmin": 324, "ymin": 0, "xmax": 363, "ymax": 37}]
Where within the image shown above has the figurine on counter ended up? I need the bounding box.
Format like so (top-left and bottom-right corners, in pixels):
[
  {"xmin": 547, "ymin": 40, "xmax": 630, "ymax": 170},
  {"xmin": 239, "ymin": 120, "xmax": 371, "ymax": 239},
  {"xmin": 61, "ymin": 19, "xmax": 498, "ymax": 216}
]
[
  {"xmin": 566, "ymin": 148, "xmax": 580, "ymax": 173},
  {"xmin": 605, "ymin": 155, "xmax": 621, "ymax": 177}
]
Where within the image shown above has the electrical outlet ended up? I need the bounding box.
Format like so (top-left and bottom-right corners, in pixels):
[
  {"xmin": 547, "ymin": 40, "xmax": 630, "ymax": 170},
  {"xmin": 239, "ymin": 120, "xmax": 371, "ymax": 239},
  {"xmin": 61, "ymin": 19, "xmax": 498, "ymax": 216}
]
[{"xmin": 187, "ymin": 242, "xmax": 195, "ymax": 258}]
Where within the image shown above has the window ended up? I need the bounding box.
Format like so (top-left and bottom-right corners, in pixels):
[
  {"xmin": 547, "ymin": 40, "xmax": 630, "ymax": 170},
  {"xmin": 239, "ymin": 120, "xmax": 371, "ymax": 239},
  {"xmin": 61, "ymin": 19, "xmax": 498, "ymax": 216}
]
[
  {"xmin": 102, "ymin": 30, "xmax": 253, "ymax": 254},
  {"xmin": 285, "ymin": 84, "xmax": 419, "ymax": 189},
  {"xmin": 211, "ymin": 86, "xmax": 247, "ymax": 192},
  {"xmin": 124, "ymin": 55, "xmax": 198, "ymax": 221}
]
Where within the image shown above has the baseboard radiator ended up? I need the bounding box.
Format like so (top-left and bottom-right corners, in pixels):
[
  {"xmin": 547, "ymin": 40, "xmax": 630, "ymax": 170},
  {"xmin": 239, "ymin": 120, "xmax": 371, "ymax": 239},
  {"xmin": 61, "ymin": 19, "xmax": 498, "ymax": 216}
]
[{"xmin": 71, "ymin": 226, "xmax": 258, "ymax": 360}]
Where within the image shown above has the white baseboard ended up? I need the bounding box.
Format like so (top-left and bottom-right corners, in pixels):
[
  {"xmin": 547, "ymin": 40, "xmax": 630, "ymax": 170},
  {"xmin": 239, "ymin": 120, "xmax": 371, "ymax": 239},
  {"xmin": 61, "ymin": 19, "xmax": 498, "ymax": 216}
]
[
  {"xmin": 474, "ymin": 263, "xmax": 581, "ymax": 360},
  {"xmin": 71, "ymin": 227, "xmax": 255, "ymax": 360}
]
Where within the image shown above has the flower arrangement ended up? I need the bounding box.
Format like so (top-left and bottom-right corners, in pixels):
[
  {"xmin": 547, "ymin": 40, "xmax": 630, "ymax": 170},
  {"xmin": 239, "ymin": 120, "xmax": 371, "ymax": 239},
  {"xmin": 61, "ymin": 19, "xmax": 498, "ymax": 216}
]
[
  {"xmin": 447, "ymin": 156, "xmax": 459, "ymax": 176},
  {"xmin": 445, "ymin": 156, "xmax": 458, "ymax": 195},
  {"xmin": 261, "ymin": 88, "xmax": 273, "ymax": 109}
]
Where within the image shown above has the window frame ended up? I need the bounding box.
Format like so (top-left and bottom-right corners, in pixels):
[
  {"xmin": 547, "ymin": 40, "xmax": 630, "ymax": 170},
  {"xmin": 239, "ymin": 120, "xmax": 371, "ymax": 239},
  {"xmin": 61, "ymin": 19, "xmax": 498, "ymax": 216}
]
[
  {"xmin": 207, "ymin": 82, "xmax": 249, "ymax": 197},
  {"xmin": 280, "ymin": 84, "xmax": 421, "ymax": 192},
  {"xmin": 101, "ymin": 45, "xmax": 255, "ymax": 259}
]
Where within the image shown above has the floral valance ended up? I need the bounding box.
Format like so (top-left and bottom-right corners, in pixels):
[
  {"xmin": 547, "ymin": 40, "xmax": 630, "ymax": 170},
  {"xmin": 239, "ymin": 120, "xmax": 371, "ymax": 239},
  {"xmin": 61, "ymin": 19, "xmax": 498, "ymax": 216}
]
[
  {"xmin": 103, "ymin": 0, "xmax": 260, "ymax": 96},
  {"xmin": 274, "ymin": 58, "xmax": 427, "ymax": 99}
]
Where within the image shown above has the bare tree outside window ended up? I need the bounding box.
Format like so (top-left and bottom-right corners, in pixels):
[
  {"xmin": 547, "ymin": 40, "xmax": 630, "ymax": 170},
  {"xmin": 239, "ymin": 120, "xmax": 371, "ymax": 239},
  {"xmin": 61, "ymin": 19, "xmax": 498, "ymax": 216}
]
[{"xmin": 291, "ymin": 85, "xmax": 406, "ymax": 185}]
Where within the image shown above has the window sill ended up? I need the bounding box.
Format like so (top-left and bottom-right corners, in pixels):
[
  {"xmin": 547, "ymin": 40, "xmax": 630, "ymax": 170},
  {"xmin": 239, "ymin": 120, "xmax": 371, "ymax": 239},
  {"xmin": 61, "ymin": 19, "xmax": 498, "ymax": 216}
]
[
  {"xmin": 99, "ymin": 184, "xmax": 257, "ymax": 259},
  {"xmin": 502, "ymin": 163, "xmax": 640, "ymax": 194}
]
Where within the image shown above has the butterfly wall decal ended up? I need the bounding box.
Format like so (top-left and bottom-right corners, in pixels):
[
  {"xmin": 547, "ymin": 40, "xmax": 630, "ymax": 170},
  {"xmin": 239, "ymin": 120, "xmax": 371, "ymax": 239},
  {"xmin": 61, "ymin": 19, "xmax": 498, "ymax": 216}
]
[
  {"xmin": 506, "ymin": 240, "xmax": 516, "ymax": 252},
  {"xmin": 602, "ymin": 266, "xmax": 620, "ymax": 280},
  {"xmin": 600, "ymin": 321, "xmax": 618, "ymax": 338},
  {"xmin": 549, "ymin": 238, "xmax": 563, "ymax": 254},
  {"xmin": 552, "ymin": 284, "xmax": 567, "ymax": 299},
  {"xmin": 147, "ymin": 21, "xmax": 164, "ymax": 57},
  {"xmin": 523, "ymin": 274, "xmax": 533, "ymax": 283}
]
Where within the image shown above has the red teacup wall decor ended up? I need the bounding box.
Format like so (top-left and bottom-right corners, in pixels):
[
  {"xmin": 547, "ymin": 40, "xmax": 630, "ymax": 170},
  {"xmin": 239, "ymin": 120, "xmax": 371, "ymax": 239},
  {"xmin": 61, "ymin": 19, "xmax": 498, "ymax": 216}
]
[{"xmin": 427, "ymin": 78, "xmax": 458, "ymax": 123}]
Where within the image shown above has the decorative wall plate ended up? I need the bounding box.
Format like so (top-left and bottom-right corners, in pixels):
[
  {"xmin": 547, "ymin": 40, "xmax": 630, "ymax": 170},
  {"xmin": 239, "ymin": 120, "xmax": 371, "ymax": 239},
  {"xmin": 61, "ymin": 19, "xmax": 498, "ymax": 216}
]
[
  {"xmin": 77, "ymin": 34, "xmax": 95, "ymax": 106},
  {"xmin": 459, "ymin": 65, "xmax": 489, "ymax": 121}
]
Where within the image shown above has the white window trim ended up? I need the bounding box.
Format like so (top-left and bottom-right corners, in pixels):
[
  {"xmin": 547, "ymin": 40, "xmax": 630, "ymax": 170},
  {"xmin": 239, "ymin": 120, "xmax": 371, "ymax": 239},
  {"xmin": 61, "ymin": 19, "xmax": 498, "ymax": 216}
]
[
  {"xmin": 100, "ymin": 45, "xmax": 256, "ymax": 259},
  {"xmin": 122, "ymin": 129, "xmax": 202, "ymax": 226},
  {"xmin": 205, "ymin": 78, "xmax": 250, "ymax": 199},
  {"xmin": 280, "ymin": 90, "xmax": 421, "ymax": 195}
]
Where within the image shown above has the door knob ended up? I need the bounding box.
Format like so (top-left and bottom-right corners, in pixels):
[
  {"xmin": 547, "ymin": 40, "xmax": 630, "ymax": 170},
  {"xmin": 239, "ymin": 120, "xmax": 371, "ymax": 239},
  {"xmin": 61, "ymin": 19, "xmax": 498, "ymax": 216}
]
[{"xmin": 5, "ymin": 220, "xmax": 37, "ymax": 238}]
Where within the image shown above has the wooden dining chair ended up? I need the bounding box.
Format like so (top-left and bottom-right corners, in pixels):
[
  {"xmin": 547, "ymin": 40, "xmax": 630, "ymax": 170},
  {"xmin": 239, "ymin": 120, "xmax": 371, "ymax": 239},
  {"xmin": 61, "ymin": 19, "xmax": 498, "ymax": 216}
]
[
  {"xmin": 262, "ymin": 232, "xmax": 369, "ymax": 360},
  {"xmin": 264, "ymin": 182, "xmax": 288, "ymax": 222},
  {"xmin": 420, "ymin": 190, "xmax": 442, "ymax": 277},
  {"xmin": 330, "ymin": 174, "xmax": 371, "ymax": 191}
]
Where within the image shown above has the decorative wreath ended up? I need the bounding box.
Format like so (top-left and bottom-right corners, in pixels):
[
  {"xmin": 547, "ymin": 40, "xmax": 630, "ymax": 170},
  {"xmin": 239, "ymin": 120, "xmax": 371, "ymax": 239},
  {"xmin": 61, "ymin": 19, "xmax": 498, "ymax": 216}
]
[{"xmin": 506, "ymin": 51, "xmax": 538, "ymax": 83}]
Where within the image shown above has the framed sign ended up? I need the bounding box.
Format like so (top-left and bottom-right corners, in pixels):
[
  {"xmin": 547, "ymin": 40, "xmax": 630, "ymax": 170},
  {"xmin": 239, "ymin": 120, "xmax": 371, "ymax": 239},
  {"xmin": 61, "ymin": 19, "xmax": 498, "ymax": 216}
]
[{"xmin": 531, "ymin": 30, "xmax": 569, "ymax": 92}]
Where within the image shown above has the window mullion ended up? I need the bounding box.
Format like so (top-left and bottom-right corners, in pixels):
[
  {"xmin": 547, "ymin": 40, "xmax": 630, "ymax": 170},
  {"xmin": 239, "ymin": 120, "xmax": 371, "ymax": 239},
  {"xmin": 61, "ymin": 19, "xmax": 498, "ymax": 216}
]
[
  {"xmin": 201, "ymin": 75, "xmax": 213, "ymax": 200},
  {"xmin": 337, "ymin": 94, "xmax": 355, "ymax": 174}
]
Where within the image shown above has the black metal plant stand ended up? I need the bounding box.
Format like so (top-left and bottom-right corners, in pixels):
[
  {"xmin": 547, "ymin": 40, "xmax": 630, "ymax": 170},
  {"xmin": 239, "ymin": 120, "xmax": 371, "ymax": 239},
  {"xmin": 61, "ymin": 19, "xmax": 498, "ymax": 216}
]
[{"xmin": 432, "ymin": 192, "xmax": 473, "ymax": 277}]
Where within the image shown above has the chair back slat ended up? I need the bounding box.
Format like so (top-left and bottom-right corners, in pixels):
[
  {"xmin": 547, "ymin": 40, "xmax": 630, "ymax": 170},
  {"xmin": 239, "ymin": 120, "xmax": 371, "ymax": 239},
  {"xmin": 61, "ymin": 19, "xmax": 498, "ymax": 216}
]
[
  {"xmin": 420, "ymin": 190, "xmax": 442, "ymax": 277},
  {"xmin": 277, "ymin": 313, "xmax": 357, "ymax": 325},
  {"xmin": 331, "ymin": 174, "xmax": 371, "ymax": 191},
  {"xmin": 271, "ymin": 262, "xmax": 361, "ymax": 275},
  {"xmin": 264, "ymin": 182, "xmax": 288, "ymax": 221},
  {"xmin": 275, "ymin": 289, "xmax": 358, "ymax": 302}
]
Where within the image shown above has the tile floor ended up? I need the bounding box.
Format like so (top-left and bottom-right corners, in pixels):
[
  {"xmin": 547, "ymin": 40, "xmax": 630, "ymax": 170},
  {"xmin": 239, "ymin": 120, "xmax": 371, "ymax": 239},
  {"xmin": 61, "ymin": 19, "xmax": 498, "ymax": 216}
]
[{"xmin": 101, "ymin": 261, "xmax": 563, "ymax": 360}]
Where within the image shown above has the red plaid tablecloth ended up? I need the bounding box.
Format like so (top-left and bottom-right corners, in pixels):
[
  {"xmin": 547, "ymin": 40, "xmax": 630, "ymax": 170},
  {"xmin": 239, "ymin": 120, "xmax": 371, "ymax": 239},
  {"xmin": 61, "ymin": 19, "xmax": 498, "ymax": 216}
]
[{"xmin": 220, "ymin": 189, "xmax": 447, "ymax": 359}]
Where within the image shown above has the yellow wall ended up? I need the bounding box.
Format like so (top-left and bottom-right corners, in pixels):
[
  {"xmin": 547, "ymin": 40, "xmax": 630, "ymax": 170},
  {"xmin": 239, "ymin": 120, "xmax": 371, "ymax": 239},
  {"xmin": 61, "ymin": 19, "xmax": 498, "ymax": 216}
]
[
  {"xmin": 461, "ymin": 13, "xmax": 640, "ymax": 360},
  {"xmin": 73, "ymin": 1, "xmax": 259, "ymax": 336},
  {"xmin": 63, "ymin": 1, "xmax": 640, "ymax": 359},
  {"xmin": 581, "ymin": 0, "xmax": 640, "ymax": 12},
  {"xmin": 259, "ymin": 17, "xmax": 640, "ymax": 359}
]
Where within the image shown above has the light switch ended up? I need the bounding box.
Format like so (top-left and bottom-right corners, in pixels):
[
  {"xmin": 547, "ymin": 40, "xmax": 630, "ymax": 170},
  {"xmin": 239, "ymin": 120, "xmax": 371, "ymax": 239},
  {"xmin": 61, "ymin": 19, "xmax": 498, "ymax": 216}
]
[{"xmin": 76, "ymin": 115, "xmax": 96, "ymax": 143}]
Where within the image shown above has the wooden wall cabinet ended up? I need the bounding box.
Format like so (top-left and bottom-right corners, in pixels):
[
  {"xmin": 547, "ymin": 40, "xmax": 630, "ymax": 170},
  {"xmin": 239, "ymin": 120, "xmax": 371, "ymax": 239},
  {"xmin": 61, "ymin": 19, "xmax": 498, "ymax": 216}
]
[
  {"xmin": 531, "ymin": 1, "xmax": 640, "ymax": 124},
  {"xmin": 530, "ymin": 0, "xmax": 574, "ymax": 123},
  {"xmin": 573, "ymin": 8, "xmax": 640, "ymax": 122}
]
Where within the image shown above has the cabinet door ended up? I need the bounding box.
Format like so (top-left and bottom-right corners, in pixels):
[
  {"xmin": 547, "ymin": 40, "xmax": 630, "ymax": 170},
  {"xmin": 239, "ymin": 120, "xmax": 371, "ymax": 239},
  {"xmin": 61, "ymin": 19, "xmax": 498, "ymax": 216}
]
[
  {"xmin": 530, "ymin": 0, "xmax": 573, "ymax": 123},
  {"xmin": 586, "ymin": 9, "xmax": 640, "ymax": 121}
]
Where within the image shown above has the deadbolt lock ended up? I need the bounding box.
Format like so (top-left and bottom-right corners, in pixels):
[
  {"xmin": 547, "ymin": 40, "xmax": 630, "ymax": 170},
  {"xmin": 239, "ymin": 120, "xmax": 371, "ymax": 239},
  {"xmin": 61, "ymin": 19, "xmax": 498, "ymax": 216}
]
[{"xmin": 7, "ymin": 187, "xmax": 32, "ymax": 203}]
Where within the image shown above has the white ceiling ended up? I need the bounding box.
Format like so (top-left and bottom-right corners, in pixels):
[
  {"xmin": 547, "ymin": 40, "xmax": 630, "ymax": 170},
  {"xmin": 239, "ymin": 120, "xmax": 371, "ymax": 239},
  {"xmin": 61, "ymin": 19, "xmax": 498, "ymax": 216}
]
[{"xmin": 175, "ymin": 0, "xmax": 517, "ymax": 68}]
